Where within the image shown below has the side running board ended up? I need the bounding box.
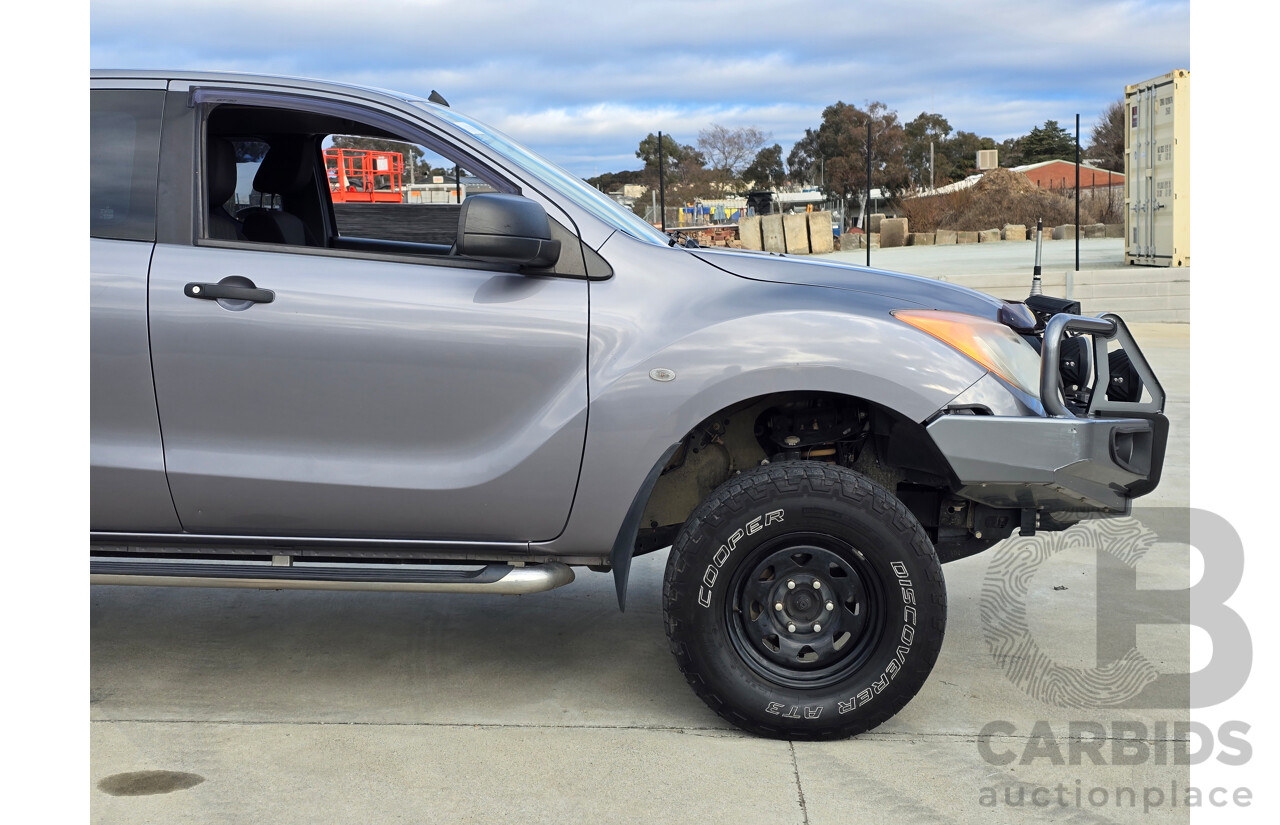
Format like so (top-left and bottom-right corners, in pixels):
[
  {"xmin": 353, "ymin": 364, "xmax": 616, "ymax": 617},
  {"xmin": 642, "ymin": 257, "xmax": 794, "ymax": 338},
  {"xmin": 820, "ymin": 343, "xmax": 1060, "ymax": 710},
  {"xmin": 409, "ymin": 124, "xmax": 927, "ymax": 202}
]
[{"xmin": 90, "ymin": 557, "xmax": 575, "ymax": 594}]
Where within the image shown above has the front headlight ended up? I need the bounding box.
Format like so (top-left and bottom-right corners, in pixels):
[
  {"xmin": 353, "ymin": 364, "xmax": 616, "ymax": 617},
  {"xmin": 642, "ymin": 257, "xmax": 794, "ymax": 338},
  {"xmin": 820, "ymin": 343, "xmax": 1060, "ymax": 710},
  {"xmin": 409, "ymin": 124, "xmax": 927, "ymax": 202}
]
[{"xmin": 892, "ymin": 309, "xmax": 1043, "ymax": 398}]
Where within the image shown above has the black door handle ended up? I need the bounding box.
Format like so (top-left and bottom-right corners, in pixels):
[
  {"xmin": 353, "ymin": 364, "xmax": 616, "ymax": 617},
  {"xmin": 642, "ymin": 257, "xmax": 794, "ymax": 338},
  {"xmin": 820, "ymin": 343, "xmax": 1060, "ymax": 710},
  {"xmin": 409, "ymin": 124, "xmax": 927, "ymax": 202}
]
[{"xmin": 184, "ymin": 282, "xmax": 275, "ymax": 304}]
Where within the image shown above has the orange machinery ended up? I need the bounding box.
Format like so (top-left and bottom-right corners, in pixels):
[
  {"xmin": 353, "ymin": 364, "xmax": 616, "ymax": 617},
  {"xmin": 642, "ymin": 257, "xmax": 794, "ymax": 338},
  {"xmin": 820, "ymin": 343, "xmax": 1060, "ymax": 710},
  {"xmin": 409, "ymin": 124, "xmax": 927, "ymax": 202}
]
[{"xmin": 324, "ymin": 148, "xmax": 404, "ymax": 203}]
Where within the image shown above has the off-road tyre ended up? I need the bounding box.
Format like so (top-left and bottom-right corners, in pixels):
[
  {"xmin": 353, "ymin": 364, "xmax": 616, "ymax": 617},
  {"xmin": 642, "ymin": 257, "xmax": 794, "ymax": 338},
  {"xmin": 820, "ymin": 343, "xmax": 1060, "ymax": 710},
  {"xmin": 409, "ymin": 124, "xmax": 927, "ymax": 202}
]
[{"xmin": 663, "ymin": 461, "xmax": 946, "ymax": 739}]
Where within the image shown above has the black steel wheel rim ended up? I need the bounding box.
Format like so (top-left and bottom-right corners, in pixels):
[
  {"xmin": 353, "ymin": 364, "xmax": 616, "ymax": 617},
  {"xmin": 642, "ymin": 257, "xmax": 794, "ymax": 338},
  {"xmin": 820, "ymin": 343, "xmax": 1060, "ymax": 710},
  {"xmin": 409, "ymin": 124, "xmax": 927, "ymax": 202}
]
[{"xmin": 724, "ymin": 532, "xmax": 888, "ymax": 689}]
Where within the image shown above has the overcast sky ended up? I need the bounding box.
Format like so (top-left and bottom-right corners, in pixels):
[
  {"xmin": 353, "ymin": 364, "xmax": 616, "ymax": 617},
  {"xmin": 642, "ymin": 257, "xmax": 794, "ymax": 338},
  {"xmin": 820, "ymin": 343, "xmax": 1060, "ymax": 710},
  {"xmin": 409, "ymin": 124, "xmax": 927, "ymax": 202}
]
[{"xmin": 90, "ymin": 0, "xmax": 1190, "ymax": 177}]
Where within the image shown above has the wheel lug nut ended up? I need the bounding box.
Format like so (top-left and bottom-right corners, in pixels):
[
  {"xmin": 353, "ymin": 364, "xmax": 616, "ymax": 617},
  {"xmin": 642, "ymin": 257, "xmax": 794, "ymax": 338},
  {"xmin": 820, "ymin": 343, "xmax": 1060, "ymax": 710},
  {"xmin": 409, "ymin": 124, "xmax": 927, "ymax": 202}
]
[
  {"xmin": 775, "ymin": 602, "xmax": 784, "ymax": 612},
  {"xmin": 825, "ymin": 601, "xmax": 834, "ymax": 611},
  {"xmin": 813, "ymin": 623, "xmax": 822, "ymax": 632},
  {"xmin": 812, "ymin": 580, "xmax": 821, "ymax": 589},
  {"xmin": 787, "ymin": 580, "xmax": 795, "ymax": 590},
  {"xmin": 787, "ymin": 623, "xmax": 796, "ymax": 632}
]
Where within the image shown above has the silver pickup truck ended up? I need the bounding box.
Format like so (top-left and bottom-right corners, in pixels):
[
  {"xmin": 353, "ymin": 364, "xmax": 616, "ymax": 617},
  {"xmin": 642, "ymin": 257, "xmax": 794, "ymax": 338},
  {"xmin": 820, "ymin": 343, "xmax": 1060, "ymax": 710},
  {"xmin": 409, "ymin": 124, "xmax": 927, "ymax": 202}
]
[{"xmin": 90, "ymin": 70, "xmax": 1167, "ymax": 739}]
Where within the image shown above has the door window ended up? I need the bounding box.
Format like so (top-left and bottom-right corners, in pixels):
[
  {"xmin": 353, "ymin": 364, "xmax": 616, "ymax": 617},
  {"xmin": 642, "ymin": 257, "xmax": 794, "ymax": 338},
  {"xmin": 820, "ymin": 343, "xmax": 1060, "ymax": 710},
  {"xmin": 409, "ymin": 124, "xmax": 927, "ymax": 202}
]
[
  {"xmin": 91, "ymin": 90, "xmax": 164, "ymax": 241},
  {"xmin": 202, "ymin": 101, "xmax": 514, "ymax": 255},
  {"xmin": 324, "ymin": 137, "xmax": 496, "ymax": 246}
]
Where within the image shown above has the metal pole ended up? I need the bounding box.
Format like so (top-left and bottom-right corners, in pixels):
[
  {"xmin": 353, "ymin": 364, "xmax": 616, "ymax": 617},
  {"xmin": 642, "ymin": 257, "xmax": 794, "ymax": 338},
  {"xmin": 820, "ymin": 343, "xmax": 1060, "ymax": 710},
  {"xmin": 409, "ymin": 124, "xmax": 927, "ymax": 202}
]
[
  {"xmin": 658, "ymin": 131, "xmax": 666, "ymax": 233},
  {"xmin": 1031, "ymin": 218, "xmax": 1043, "ymax": 296},
  {"xmin": 866, "ymin": 121, "xmax": 872, "ymax": 268},
  {"xmin": 1074, "ymin": 114, "xmax": 1080, "ymax": 272},
  {"xmin": 454, "ymin": 164, "xmax": 461, "ymax": 204}
]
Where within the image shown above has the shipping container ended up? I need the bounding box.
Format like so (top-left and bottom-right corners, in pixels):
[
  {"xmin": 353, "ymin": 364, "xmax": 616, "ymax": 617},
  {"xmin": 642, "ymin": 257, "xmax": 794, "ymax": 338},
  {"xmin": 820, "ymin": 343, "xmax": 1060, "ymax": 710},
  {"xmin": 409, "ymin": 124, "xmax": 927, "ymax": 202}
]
[{"xmin": 1125, "ymin": 69, "xmax": 1190, "ymax": 266}]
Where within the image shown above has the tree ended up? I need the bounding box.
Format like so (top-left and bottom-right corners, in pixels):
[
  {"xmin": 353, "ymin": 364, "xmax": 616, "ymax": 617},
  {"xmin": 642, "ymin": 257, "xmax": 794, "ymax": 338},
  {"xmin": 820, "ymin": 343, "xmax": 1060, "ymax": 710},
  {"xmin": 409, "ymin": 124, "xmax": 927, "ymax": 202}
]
[
  {"xmin": 696, "ymin": 124, "xmax": 770, "ymax": 179},
  {"xmin": 998, "ymin": 136, "xmax": 1024, "ymax": 167},
  {"xmin": 636, "ymin": 132, "xmax": 699, "ymax": 182},
  {"xmin": 634, "ymin": 132, "xmax": 709, "ymax": 210},
  {"xmin": 941, "ymin": 130, "xmax": 997, "ymax": 179},
  {"xmin": 586, "ymin": 169, "xmax": 644, "ymax": 192},
  {"xmin": 1016, "ymin": 120, "xmax": 1077, "ymax": 164},
  {"xmin": 903, "ymin": 112, "xmax": 952, "ymax": 190},
  {"xmin": 742, "ymin": 144, "xmax": 786, "ymax": 190},
  {"xmin": 1087, "ymin": 100, "xmax": 1125, "ymax": 172},
  {"xmin": 787, "ymin": 128, "xmax": 820, "ymax": 185},
  {"xmin": 809, "ymin": 100, "xmax": 909, "ymax": 206}
]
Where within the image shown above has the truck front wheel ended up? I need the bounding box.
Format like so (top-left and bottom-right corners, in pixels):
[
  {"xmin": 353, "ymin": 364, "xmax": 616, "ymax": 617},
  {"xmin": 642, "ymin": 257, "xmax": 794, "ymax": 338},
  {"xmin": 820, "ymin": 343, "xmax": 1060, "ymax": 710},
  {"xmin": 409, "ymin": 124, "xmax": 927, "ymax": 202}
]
[{"xmin": 662, "ymin": 461, "xmax": 946, "ymax": 739}]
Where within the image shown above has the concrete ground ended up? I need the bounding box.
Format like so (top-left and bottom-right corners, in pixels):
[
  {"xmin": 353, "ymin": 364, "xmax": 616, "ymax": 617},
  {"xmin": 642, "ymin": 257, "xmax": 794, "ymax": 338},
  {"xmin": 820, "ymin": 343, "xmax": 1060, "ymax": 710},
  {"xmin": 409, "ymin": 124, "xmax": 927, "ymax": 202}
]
[
  {"xmin": 820, "ymin": 235, "xmax": 1130, "ymax": 277},
  {"xmin": 823, "ymin": 238, "xmax": 1189, "ymax": 322},
  {"xmin": 92, "ymin": 314, "xmax": 1192, "ymax": 822}
]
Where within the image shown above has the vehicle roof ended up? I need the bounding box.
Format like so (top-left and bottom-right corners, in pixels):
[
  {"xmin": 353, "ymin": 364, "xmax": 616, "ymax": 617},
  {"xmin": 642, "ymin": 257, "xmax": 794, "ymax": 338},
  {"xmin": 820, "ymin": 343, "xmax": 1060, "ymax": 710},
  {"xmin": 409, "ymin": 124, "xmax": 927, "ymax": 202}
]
[{"xmin": 90, "ymin": 69, "xmax": 427, "ymax": 109}]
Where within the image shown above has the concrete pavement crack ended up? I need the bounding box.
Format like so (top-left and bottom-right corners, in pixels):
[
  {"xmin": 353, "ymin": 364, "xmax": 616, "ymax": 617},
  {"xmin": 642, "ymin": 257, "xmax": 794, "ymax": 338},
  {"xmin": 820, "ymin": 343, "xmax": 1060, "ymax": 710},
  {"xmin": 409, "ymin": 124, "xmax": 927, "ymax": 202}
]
[
  {"xmin": 90, "ymin": 718, "xmax": 745, "ymax": 736},
  {"xmin": 789, "ymin": 741, "xmax": 810, "ymax": 825},
  {"xmin": 88, "ymin": 718, "xmax": 1194, "ymax": 744}
]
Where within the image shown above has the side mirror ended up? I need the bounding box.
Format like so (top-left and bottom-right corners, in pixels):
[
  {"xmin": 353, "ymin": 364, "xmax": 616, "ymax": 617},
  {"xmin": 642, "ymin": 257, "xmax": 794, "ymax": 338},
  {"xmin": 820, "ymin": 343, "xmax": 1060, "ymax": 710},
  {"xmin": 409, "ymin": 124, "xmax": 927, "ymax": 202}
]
[{"xmin": 456, "ymin": 193, "xmax": 561, "ymax": 268}]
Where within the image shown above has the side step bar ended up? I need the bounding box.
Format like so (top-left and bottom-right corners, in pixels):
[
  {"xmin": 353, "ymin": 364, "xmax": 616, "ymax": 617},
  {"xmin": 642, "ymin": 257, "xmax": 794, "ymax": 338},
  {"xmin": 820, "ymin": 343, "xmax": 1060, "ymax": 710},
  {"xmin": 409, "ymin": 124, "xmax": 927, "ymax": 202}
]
[{"xmin": 90, "ymin": 558, "xmax": 575, "ymax": 594}]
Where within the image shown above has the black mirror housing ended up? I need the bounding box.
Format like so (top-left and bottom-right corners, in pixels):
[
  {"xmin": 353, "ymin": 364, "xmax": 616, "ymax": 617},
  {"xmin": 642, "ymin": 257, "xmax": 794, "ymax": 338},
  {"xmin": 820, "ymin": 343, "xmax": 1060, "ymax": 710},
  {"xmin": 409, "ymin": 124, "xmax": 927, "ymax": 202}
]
[{"xmin": 456, "ymin": 193, "xmax": 561, "ymax": 268}]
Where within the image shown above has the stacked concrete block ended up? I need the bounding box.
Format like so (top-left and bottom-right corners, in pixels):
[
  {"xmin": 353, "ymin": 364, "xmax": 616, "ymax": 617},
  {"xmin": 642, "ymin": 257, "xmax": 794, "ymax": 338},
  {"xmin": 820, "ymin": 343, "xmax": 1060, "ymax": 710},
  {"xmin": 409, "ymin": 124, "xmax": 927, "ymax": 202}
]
[
  {"xmin": 869, "ymin": 213, "xmax": 886, "ymax": 233},
  {"xmin": 807, "ymin": 211, "xmax": 834, "ymax": 254},
  {"xmin": 880, "ymin": 217, "xmax": 908, "ymax": 248},
  {"xmin": 783, "ymin": 213, "xmax": 810, "ymax": 254},
  {"xmin": 908, "ymin": 232, "xmax": 935, "ymax": 246},
  {"xmin": 762, "ymin": 214, "xmax": 786, "ymax": 253},
  {"xmin": 978, "ymin": 229, "xmax": 1001, "ymax": 243},
  {"xmin": 1105, "ymin": 224, "xmax": 1124, "ymax": 238},
  {"xmin": 1002, "ymin": 224, "xmax": 1027, "ymax": 241},
  {"xmin": 956, "ymin": 231, "xmax": 979, "ymax": 244},
  {"xmin": 934, "ymin": 229, "xmax": 957, "ymax": 245},
  {"xmin": 1052, "ymin": 224, "xmax": 1077, "ymax": 240},
  {"xmin": 1083, "ymin": 223, "xmax": 1107, "ymax": 239},
  {"xmin": 738, "ymin": 216, "xmax": 763, "ymax": 250}
]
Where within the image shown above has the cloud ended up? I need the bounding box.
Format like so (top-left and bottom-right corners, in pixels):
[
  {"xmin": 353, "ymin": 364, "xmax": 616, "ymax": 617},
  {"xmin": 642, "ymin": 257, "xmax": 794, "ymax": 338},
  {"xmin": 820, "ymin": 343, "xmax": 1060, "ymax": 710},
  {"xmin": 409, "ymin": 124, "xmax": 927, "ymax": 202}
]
[{"xmin": 90, "ymin": 0, "xmax": 1189, "ymax": 175}]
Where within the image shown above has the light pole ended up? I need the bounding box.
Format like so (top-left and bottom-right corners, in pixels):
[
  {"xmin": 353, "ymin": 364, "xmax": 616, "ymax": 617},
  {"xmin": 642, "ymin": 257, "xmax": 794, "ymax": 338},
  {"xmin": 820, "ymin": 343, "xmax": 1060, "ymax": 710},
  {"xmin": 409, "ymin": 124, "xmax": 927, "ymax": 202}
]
[
  {"xmin": 1074, "ymin": 114, "xmax": 1080, "ymax": 272},
  {"xmin": 657, "ymin": 131, "xmax": 666, "ymax": 233},
  {"xmin": 865, "ymin": 121, "xmax": 873, "ymax": 268}
]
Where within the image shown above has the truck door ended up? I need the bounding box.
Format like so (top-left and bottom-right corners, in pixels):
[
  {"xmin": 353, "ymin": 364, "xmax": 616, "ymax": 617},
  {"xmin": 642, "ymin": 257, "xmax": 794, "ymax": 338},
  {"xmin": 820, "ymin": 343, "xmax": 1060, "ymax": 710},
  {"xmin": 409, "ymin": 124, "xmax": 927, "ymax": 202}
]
[
  {"xmin": 146, "ymin": 88, "xmax": 589, "ymax": 542},
  {"xmin": 91, "ymin": 83, "xmax": 183, "ymax": 532}
]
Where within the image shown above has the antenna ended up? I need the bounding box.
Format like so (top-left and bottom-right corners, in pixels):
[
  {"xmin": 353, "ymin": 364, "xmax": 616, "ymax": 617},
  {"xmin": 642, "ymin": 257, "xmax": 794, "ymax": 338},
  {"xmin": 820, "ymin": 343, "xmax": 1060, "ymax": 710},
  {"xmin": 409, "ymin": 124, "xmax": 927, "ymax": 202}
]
[
  {"xmin": 428, "ymin": 90, "xmax": 450, "ymax": 107},
  {"xmin": 1030, "ymin": 218, "xmax": 1043, "ymax": 296}
]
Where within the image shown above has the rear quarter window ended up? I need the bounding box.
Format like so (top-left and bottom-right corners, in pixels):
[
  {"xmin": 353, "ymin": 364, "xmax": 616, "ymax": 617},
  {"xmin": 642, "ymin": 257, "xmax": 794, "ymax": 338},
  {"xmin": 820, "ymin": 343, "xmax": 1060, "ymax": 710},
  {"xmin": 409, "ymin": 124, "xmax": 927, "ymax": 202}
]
[{"xmin": 90, "ymin": 90, "xmax": 164, "ymax": 241}]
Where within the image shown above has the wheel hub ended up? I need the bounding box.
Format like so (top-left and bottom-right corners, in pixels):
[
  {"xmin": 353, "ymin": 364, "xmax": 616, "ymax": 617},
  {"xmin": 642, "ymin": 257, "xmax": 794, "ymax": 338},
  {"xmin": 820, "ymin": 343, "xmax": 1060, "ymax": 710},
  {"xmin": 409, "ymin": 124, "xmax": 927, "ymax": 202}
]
[
  {"xmin": 775, "ymin": 578, "xmax": 830, "ymax": 628},
  {"xmin": 727, "ymin": 535, "xmax": 887, "ymax": 687}
]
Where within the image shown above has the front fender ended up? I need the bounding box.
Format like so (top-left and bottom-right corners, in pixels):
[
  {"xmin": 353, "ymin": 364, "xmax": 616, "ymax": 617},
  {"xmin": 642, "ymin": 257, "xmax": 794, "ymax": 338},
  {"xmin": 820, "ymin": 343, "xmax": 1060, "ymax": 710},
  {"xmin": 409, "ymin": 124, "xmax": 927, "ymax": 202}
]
[{"xmin": 535, "ymin": 233, "xmax": 988, "ymax": 566}]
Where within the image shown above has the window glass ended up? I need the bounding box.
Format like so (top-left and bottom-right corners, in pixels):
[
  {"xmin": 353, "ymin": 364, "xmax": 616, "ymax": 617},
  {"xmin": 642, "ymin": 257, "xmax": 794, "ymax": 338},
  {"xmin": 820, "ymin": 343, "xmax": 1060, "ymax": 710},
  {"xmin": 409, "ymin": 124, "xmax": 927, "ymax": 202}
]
[
  {"xmin": 202, "ymin": 101, "xmax": 517, "ymax": 254},
  {"xmin": 228, "ymin": 140, "xmax": 272, "ymax": 210},
  {"xmin": 421, "ymin": 104, "xmax": 669, "ymax": 246},
  {"xmin": 90, "ymin": 90, "xmax": 164, "ymax": 241},
  {"xmin": 325, "ymin": 135, "xmax": 498, "ymax": 246}
]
